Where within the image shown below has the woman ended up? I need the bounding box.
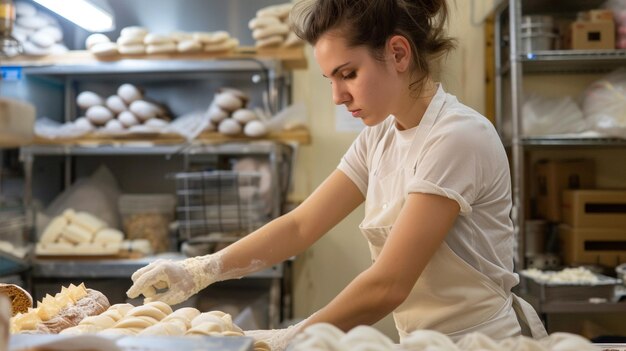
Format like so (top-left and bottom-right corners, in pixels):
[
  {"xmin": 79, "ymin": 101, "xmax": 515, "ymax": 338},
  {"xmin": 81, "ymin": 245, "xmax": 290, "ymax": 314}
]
[{"xmin": 126, "ymin": 0, "xmax": 547, "ymax": 348}]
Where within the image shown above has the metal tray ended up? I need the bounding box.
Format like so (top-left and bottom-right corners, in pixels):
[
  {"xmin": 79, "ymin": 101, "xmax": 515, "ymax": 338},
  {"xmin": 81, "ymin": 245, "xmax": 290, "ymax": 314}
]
[{"xmin": 521, "ymin": 272, "xmax": 620, "ymax": 303}]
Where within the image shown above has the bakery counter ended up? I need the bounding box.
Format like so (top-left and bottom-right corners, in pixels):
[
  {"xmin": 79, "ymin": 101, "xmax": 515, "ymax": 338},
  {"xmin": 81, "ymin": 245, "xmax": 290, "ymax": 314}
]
[
  {"xmin": 32, "ymin": 252, "xmax": 283, "ymax": 279},
  {"xmin": 10, "ymin": 334, "xmax": 255, "ymax": 351}
]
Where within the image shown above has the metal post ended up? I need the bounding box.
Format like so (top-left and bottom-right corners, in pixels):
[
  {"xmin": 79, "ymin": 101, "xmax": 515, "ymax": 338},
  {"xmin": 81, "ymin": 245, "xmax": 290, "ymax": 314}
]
[{"xmin": 509, "ymin": 0, "xmax": 525, "ymax": 269}]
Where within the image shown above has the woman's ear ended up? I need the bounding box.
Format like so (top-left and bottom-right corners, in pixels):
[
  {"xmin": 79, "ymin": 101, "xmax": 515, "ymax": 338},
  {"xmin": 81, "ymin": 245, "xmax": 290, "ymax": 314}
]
[{"xmin": 388, "ymin": 35, "xmax": 411, "ymax": 73}]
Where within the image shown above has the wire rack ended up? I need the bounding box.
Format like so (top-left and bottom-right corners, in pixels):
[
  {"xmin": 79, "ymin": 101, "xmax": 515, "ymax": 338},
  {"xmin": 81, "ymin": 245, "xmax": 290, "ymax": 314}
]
[{"xmin": 172, "ymin": 170, "xmax": 268, "ymax": 240}]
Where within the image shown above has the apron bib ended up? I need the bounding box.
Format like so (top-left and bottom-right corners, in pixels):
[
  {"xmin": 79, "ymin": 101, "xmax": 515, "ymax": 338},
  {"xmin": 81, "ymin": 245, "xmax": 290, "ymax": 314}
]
[{"xmin": 358, "ymin": 85, "xmax": 547, "ymax": 341}]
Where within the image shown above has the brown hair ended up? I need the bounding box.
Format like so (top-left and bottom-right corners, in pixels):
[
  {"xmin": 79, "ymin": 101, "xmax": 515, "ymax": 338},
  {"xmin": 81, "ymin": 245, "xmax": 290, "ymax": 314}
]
[{"xmin": 291, "ymin": 0, "xmax": 455, "ymax": 92}]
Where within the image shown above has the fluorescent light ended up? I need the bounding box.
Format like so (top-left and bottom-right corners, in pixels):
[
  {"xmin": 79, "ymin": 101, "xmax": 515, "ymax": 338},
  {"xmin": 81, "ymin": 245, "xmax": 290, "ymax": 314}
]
[{"xmin": 32, "ymin": 0, "xmax": 115, "ymax": 32}]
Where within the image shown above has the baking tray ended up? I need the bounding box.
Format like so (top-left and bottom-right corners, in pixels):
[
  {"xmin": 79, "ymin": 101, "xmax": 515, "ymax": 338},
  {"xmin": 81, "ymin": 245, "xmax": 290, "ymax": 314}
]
[{"xmin": 521, "ymin": 271, "xmax": 620, "ymax": 302}]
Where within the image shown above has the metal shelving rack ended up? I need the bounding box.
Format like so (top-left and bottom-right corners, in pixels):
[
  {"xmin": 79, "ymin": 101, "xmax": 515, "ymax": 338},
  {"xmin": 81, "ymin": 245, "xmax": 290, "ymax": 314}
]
[
  {"xmin": 494, "ymin": 0, "xmax": 626, "ymax": 269},
  {"xmin": 8, "ymin": 50, "xmax": 307, "ymax": 329}
]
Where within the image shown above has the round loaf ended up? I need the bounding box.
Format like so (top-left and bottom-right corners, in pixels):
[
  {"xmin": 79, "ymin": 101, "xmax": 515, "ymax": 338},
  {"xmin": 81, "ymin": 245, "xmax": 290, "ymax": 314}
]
[
  {"xmin": 207, "ymin": 104, "xmax": 228, "ymax": 123},
  {"xmin": 0, "ymin": 284, "xmax": 32, "ymax": 316},
  {"xmin": 104, "ymin": 119, "xmax": 124, "ymax": 132}
]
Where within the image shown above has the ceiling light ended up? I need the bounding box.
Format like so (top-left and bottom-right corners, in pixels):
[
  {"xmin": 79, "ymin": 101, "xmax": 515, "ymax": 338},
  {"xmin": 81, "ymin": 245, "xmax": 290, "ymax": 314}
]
[{"xmin": 31, "ymin": 0, "xmax": 115, "ymax": 32}]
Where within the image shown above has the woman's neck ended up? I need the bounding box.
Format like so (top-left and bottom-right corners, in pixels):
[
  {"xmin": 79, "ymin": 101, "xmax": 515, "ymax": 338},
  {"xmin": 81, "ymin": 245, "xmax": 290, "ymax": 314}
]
[{"xmin": 393, "ymin": 78, "xmax": 438, "ymax": 131}]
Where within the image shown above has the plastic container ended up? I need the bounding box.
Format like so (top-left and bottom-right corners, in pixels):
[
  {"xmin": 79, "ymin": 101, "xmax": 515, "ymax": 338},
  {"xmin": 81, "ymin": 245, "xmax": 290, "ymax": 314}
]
[
  {"xmin": 520, "ymin": 15, "xmax": 556, "ymax": 53},
  {"xmin": 118, "ymin": 194, "xmax": 175, "ymax": 253},
  {"xmin": 0, "ymin": 98, "xmax": 35, "ymax": 147}
]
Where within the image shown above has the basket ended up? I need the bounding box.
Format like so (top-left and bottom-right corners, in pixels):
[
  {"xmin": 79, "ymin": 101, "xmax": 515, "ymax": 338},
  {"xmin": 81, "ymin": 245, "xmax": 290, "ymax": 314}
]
[{"xmin": 172, "ymin": 170, "xmax": 267, "ymax": 239}]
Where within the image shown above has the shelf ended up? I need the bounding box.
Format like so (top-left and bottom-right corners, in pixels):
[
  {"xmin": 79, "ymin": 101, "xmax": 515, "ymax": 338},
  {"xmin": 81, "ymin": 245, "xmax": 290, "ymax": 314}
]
[
  {"xmin": 19, "ymin": 129, "xmax": 311, "ymax": 157},
  {"xmin": 521, "ymin": 136, "xmax": 626, "ymax": 147},
  {"xmin": 521, "ymin": 50, "xmax": 626, "ymax": 73},
  {"xmin": 32, "ymin": 253, "xmax": 283, "ymax": 279},
  {"xmin": 0, "ymin": 46, "xmax": 308, "ymax": 74}
]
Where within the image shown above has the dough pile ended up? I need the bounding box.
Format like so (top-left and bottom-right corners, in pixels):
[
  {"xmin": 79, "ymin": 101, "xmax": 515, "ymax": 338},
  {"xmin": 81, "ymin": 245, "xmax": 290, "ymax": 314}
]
[
  {"xmin": 61, "ymin": 304, "xmax": 268, "ymax": 349},
  {"xmin": 248, "ymin": 3, "xmax": 305, "ymax": 48},
  {"xmin": 73, "ymin": 84, "xmax": 171, "ymax": 135},
  {"xmin": 287, "ymin": 323, "xmax": 598, "ymax": 351},
  {"xmin": 10, "ymin": 284, "xmax": 110, "ymax": 334},
  {"xmin": 204, "ymin": 87, "xmax": 269, "ymax": 138},
  {"xmin": 87, "ymin": 27, "xmax": 239, "ymax": 57},
  {"xmin": 14, "ymin": 1, "xmax": 69, "ymax": 56},
  {"xmin": 36, "ymin": 209, "xmax": 124, "ymax": 256}
]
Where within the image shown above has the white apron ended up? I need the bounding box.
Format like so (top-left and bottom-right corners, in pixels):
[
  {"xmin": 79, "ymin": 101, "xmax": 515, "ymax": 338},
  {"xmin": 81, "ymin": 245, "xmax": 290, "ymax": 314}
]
[{"xmin": 358, "ymin": 88, "xmax": 547, "ymax": 342}]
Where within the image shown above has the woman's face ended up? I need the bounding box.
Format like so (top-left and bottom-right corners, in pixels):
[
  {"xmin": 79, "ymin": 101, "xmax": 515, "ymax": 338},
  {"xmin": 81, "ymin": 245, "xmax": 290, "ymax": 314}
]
[{"xmin": 314, "ymin": 31, "xmax": 402, "ymax": 127}]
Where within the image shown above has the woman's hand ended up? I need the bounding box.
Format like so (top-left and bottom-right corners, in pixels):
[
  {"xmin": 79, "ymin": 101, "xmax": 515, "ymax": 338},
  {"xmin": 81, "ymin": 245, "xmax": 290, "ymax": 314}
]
[
  {"xmin": 126, "ymin": 256, "xmax": 222, "ymax": 305},
  {"xmin": 245, "ymin": 323, "xmax": 303, "ymax": 351}
]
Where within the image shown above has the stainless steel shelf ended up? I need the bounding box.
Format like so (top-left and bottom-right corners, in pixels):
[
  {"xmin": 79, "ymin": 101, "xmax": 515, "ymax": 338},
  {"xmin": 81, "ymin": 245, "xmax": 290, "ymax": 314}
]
[
  {"xmin": 21, "ymin": 58, "xmax": 279, "ymax": 75},
  {"xmin": 32, "ymin": 253, "xmax": 283, "ymax": 279},
  {"xmin": 521, "ymin": 50, "xmax": 626, "ymax": 73},
  {"xmin": 522, "ymin": 136, "xmax": 626, "ymax": 147},
  {"xmin": 19, "ymin": 141, "xmax": 286, "ymax": 157}
]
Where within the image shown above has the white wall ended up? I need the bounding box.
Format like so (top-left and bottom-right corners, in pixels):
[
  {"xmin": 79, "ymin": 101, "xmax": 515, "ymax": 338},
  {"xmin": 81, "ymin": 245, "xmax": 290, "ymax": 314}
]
[{"xmin": 289, "ymin": 1, "xmax": 488, "ymax": 340}]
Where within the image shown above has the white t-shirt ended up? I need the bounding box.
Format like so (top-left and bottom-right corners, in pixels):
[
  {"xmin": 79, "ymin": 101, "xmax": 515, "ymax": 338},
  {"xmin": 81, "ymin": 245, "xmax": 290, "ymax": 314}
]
[{"xmin": 338, "ymin": 86, "xmax": 519, "ymax": 293}]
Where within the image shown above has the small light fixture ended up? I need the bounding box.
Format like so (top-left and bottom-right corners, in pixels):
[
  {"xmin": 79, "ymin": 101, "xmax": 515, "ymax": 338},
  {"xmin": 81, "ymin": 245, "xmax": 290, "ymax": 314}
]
[{"xmin": 31, "ymin": 0, "xmax": 115, "ymax": 32}]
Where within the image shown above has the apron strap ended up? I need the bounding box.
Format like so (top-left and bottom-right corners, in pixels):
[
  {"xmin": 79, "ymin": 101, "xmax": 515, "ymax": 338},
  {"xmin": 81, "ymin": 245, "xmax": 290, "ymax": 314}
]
[{"xmin": 512, "ymin": 294, "xmax": 548, "ymax": 339}]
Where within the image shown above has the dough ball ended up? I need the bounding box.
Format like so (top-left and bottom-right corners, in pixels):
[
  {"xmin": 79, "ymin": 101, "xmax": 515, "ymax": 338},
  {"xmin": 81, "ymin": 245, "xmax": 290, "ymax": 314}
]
[
  {"xmin": 218, "ymin": 118, "xmax": 242, "ymax": 136},
  {"xmin": 117, "ymin": 111, "xmax": 140, "ymax": 127},
  {"xmin": 105, "ymin": 95, "xmax": 127, "ymax": 114},
  {"xmin": 117, "ymin": 84, "xmax": 143, "ymax": 104},
  {"xmin": 232, "ymin": 109, "xmax": 257, "ymax": 124},
  {"xmin": 86, "ymin": 105, "xmax": 114, "ymax": 125},
  {"xmin": 129, "ymin": 100, "xmax": 159, "ymax": 121},
  {"xmin": 214, "ymin": 92, "xmax": 243, "ymax": 112},
  {"xmin": 243, "ymin": 120, "xmax": 268, "ymax": 138},
  {"xmin": 76, "ymin": 91, "xmax": 104, "ymax": 109}
]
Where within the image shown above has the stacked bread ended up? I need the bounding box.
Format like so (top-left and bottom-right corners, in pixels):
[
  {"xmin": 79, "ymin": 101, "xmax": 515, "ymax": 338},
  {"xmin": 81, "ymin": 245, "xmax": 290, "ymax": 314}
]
[
  {"xmin": 10, "ymin": 284, "xmax": 110, "ymax": 334},
  {"xmin": 287, "ymin": 323, "xmax": 597, "ymax": 351},
  {"xmin": 87, "ymin": 27, "xmax": 239, "ymax": 57},
  {"xmin": 36, "ymin": 209, "xmax": 124, "ymax": 256},
  {"xmin": 14, "ymin": 1, "xmax": 69, "ymax": 56},
  {"xmin": 0, "ymin": 284, "xmax": 32, "ymax": 316},
  {"xmin": 73, "ymin": 83, "xmax": 170, "ymax": 135},
  {"xmin": 205, "ymin": 88, "xmax": 269, "ymax": 138},
  {"xmin": 249, "ymin": 3, "xmax": 304, "ymax": 48}
]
